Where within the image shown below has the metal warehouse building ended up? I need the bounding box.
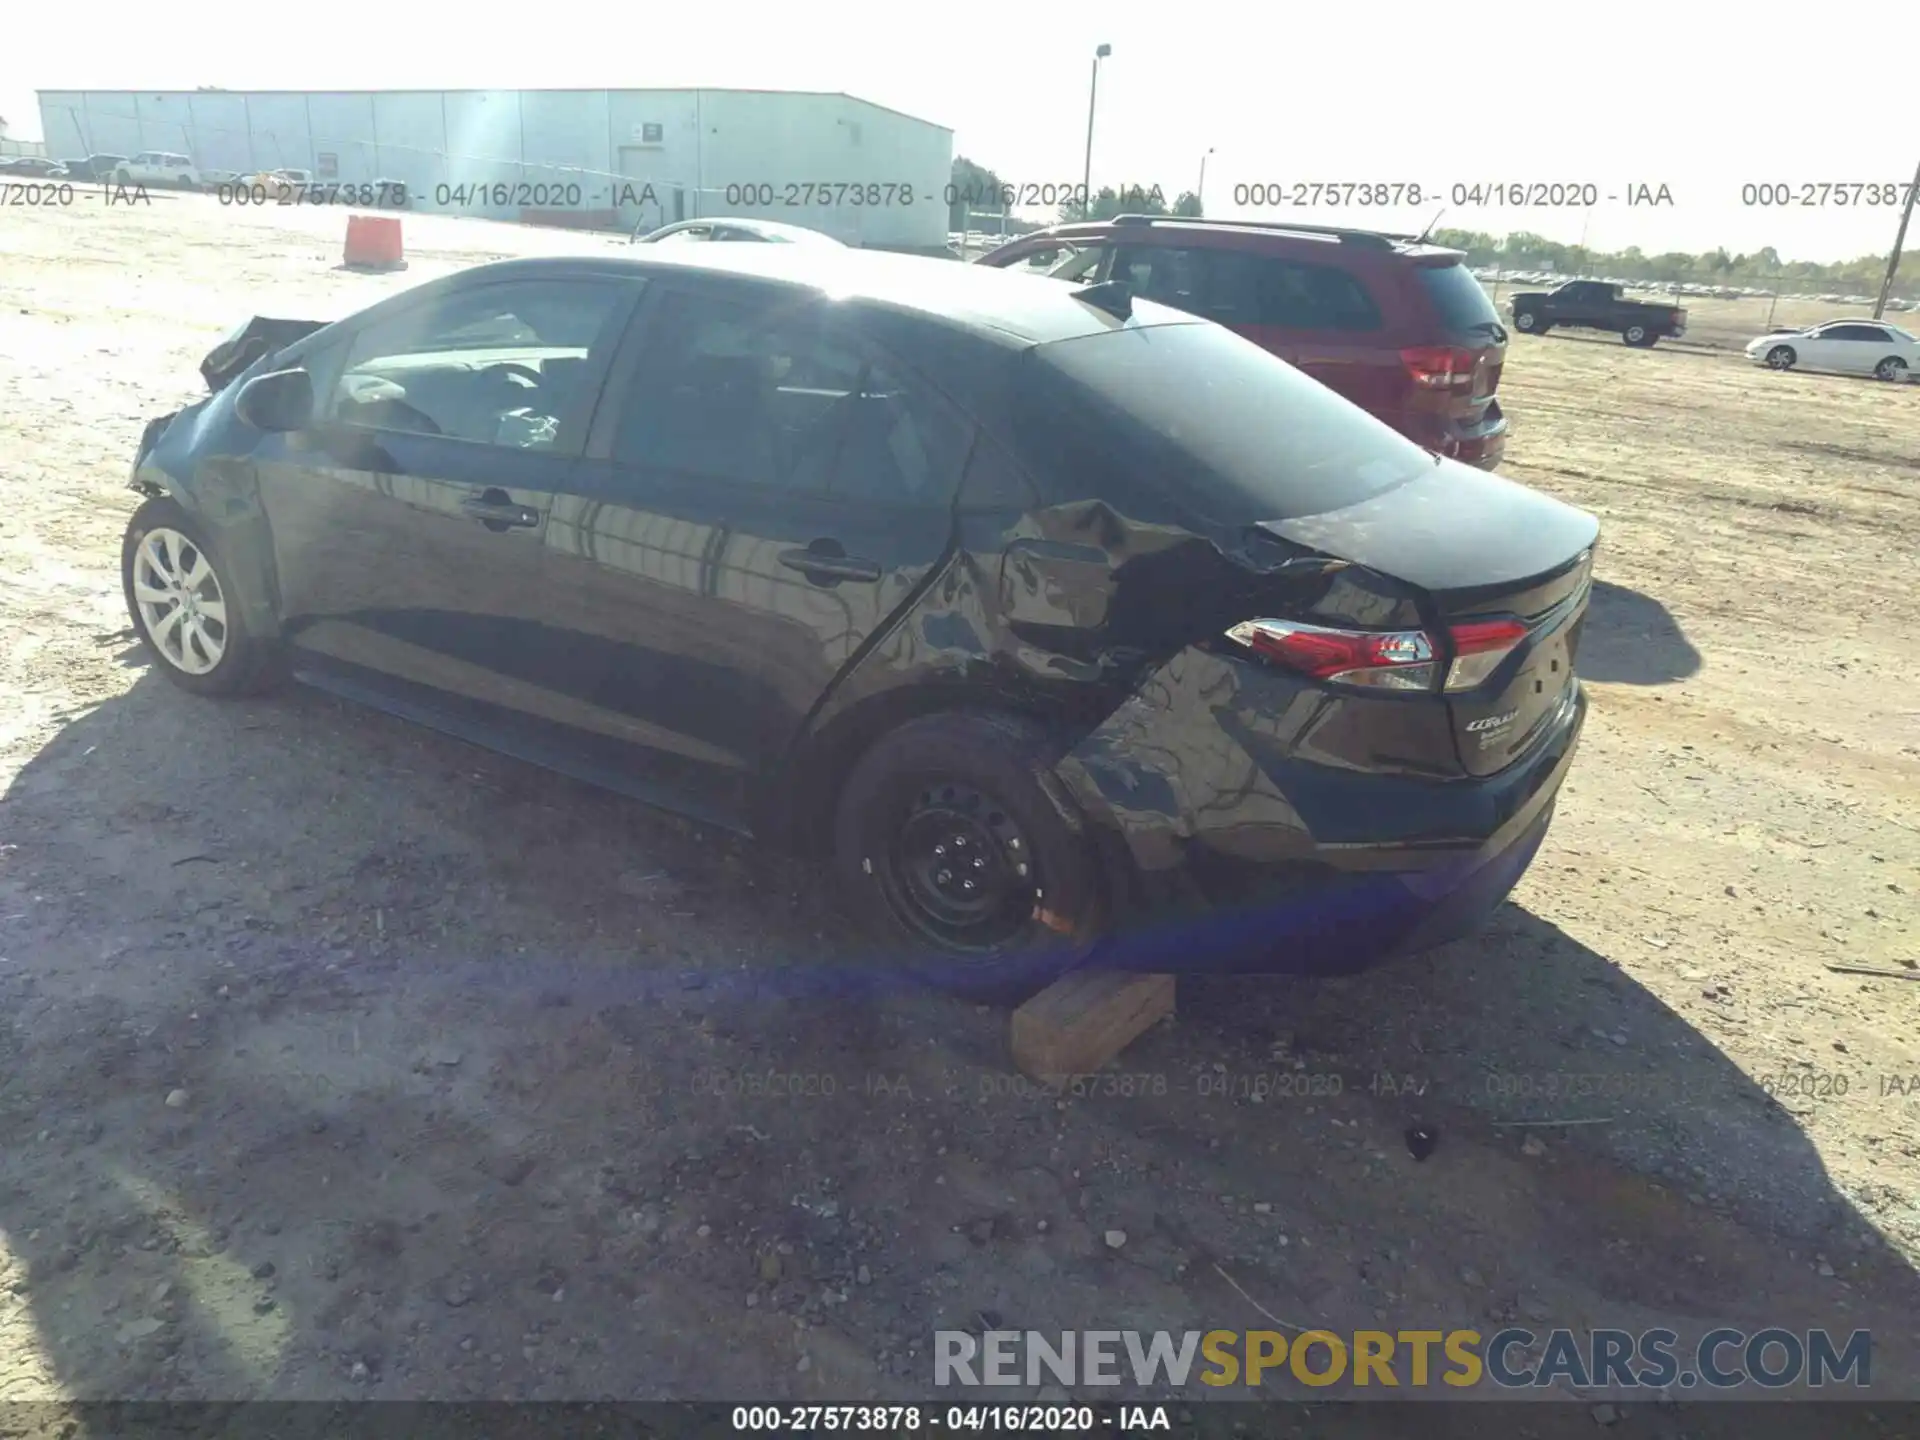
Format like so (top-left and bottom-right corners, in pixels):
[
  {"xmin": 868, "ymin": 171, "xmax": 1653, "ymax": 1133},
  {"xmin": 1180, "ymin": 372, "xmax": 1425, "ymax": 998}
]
[{"xmin": 35, "ymin": 88, "xmax": 953, "ymax": 249}]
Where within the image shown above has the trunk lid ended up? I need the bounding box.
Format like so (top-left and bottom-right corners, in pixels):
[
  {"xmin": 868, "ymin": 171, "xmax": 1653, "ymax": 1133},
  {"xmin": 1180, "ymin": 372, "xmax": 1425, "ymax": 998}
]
[{"xmin": 1257, "ymin": 458, "xmax": 1599, "ymax": 776}]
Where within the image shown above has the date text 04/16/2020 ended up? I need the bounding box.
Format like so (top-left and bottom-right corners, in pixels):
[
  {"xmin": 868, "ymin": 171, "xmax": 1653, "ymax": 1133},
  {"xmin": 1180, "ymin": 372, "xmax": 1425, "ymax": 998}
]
[
  {"xmin": 728, "ymin": 1404, "xmax": 1172, "ymax": 1431},
  {"xmin": 1229, "ymin": 181, "xmax": 1676, "ymax": 208}
]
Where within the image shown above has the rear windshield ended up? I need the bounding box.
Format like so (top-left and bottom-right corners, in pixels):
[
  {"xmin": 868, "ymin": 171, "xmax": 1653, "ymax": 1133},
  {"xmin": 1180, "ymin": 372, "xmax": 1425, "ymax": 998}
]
[
  {"xmin": 1012, "ymin": 320, "xmax": 1430, "ymax": 524},
  {"xmin": 1416, "ymin": 262, "xmax": 1503, "ymax": 334}
]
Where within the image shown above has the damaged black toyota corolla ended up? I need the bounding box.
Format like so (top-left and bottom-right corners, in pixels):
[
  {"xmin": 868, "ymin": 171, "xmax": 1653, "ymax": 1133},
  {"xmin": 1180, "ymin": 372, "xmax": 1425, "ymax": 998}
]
[{"xmin": 124, "ymin": 246, "xmax": 1596, "ymax": 994}]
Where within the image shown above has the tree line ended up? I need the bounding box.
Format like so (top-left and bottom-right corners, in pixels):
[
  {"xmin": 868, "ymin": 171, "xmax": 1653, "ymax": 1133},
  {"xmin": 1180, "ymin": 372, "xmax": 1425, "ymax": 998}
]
[
  {"xmin": 1429, "ymin": 228, "xmax": 1914, "ymax": 296},
  {"xmin": 948, "ymin": 157, "xmax": 1914, "ymax": 295}
]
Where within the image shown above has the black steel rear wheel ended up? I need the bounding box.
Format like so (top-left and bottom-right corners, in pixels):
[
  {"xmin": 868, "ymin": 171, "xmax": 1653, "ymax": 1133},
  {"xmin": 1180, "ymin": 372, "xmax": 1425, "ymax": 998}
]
[
  {"xmin": 835, "ymin": 711, "xmax": 1104, "ymax": 1000},
  {"xmin": 885, "ymin": 781, "xmax": 1037, "ymax": 953}
]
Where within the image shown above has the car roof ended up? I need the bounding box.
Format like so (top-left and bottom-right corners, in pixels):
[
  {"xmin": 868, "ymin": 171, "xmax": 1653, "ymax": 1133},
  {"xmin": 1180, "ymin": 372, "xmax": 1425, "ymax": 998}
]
[
  {"xmin": 644, "ymin": 217, "xmax": 839, "ymax": 243},
  {"xmin": 453, "ymin": 247, "xmax": 1203, "ymax": 347},
  {"xmin": 1007, "ymin": 215, "xmax": 1464, "ymax": 264}
]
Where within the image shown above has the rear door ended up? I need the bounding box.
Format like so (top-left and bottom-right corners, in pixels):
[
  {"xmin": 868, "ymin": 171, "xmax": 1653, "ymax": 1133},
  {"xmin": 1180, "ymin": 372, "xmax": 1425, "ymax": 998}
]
[
  {"xmin": 1829, "ymin": 323, "xmax": 1890, "ymax": 373},
  {"xmin": 539, "ymin": 282, "xmax": 973, "ymax": 812}
]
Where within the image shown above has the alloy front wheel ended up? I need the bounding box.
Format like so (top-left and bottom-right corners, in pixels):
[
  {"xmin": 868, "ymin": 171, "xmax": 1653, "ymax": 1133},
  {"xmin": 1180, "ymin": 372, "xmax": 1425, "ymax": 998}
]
[
  {"xmin": 121, "ymin": 495, "xmax": 282, "ymax": 696},
  {"xmin": 131, "ymin": 527, "xmax": 228, "ymax": 675}
]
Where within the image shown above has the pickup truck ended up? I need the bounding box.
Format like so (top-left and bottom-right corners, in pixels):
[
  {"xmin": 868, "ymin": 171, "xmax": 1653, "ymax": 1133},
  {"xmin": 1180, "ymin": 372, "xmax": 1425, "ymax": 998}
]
[
  {"xmin": 1508, "ymin": 280, "xmax": 1687, "ymax": 347},
  {"xmin": 113, "ymin": 151, "xmax": 201, "ymax": 189}
]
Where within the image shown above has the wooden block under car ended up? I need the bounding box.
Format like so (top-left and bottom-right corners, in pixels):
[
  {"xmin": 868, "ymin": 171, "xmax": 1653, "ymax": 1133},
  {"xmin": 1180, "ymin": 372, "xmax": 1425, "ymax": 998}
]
[{"xmin": 1011, "ymin": 970, "xmax": 1175, "ymax": 1084}]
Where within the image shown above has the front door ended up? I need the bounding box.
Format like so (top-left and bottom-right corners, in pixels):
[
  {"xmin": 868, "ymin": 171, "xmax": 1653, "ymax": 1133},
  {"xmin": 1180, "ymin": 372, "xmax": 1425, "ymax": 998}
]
[
  {"xmin": 256, "ymin": 274, "xmax": 640, "ymax": 731},
  {"xmin": 538, "ymin": 282, "xmax": 972, "ymax": 823}
]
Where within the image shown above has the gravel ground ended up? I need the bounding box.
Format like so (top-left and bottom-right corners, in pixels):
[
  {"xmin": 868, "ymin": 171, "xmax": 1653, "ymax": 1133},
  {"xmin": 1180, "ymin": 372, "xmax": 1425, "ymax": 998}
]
[{"xmin": 0, "ymin": 192, "xmax": 1916, "ymax": 1412}]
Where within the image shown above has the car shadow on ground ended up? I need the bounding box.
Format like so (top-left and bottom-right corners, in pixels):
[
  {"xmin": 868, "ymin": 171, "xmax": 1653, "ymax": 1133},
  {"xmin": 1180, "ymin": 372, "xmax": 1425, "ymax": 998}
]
[
  {"xmin": 0, "ymin": 664, "xmax": 1914, "ymax": 1408},
  {"xmin": 1577, "ymin": 580, "xmax": 1702, "ymax": 686}
]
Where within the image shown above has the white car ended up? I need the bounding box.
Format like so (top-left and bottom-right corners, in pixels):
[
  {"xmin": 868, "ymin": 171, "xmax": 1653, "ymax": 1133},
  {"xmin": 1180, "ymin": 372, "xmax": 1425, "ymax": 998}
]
[
  {"xmin": 114, "ymin": 151, "xmax": 201, "ymax": 188},
  {"xmin": 1746, "ymin": 320, "xmax": 1919, "ymax": 382},
  {"xmin": 630, "ymin": 217, "xmax": 843, "ymax": 246}
]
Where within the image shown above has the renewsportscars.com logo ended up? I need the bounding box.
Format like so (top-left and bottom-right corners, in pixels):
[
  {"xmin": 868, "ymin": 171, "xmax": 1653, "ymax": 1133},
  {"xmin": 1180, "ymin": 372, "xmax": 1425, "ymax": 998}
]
[{"xmin": 935, "ymin": 1328, "xmax": 1872, "ymax": 1391}]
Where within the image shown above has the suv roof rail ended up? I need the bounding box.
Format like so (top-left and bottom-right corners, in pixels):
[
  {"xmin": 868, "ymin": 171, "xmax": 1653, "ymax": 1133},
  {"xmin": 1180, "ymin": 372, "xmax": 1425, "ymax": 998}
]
[{"xmin": 1107, "ymin": 213, "xmax": 1415, "ymax": 250}]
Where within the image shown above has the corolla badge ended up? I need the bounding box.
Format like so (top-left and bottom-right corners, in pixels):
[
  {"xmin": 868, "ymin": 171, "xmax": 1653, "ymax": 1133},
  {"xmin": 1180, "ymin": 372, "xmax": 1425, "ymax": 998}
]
[{"xmin": 1466, "ymin": 710, "xmax": 1519, "ymax": 734}]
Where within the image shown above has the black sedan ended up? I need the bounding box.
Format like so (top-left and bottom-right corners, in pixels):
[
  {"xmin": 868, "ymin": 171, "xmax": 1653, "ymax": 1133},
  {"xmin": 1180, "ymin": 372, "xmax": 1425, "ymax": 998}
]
[
  {"xmin": 0, "ymin": 156, "xmax": 67, "ymax": 177},
  {"xmin": 123, "ymin": 247, "xmax": 1596, "ymax": 994}
]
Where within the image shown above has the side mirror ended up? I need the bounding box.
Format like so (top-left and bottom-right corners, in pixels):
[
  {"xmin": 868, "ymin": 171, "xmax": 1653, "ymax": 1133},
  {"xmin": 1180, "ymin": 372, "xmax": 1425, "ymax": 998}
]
[{"xmin": 234, "ymin": 367, "xmax": 314, "ymax": 433}]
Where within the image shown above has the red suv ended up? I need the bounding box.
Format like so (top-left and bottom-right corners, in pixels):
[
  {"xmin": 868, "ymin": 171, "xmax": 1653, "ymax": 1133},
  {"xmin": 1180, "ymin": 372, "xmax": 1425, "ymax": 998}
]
[{"xmin": 978, "ymin": 216, "xmax": 1510, "ymax": 469}]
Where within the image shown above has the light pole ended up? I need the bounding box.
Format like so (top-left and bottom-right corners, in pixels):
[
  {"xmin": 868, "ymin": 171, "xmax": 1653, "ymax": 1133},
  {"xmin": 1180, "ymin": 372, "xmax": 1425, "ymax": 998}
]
[
  {"xmin": 1872, "ymin": 155, "xmax": 1920, "ymax": 320},
  {"xmin": 1081, "ymin": 43, "xmax": 1111, "ymax": 220},
  {"xmin": 1198, "ymin": 146, "xmax": 1214, "ymax": 212}
]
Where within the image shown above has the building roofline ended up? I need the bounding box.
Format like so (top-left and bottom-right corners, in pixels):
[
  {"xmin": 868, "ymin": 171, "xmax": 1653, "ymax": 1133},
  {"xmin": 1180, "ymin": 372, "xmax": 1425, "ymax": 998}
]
[{"xmin": 34, "ymin": 86, "xmax": 951, "ymax": 132}]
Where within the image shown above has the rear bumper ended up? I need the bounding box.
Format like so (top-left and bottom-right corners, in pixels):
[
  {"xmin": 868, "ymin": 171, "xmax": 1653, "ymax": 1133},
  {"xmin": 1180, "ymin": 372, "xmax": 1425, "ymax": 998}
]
[
  {"xmin": 1055, "ymin": 653, "xmax": 1586, "ymax": 976},
  {"xmin": 1410, "ymin": 402, "xmax": 1507, "ymax": 470}
]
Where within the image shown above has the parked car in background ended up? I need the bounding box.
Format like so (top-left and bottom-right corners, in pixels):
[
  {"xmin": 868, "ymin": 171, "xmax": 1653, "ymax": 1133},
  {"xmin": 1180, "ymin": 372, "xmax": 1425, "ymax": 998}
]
[
  {"xmin": 1746, "ymin": 320, "xmax": 1918, "ymax": 381},
  {"xmin": 977, "ymin": 215, "xmax": 1511, "ymax": 469},
  {"xmin": 1508, "ymin": 281, "xmax": 1687, "ymax": 346},
  {"xmin": 118, "ymin": 246, "xmax": 1593, "ymax": 994},
  {"xmin": 0, "ymin": 156, "xmax": 68, "ymax": 178},
  {"xmin": 61, "ymin": 154, "xmax": 127, "ymax": 183},
  {"xmin": 199, "ymin": 167, "xmax": 243, "ymax": 190},
  {"xmin": 115, "ymin": 152, "xmax": 201, "ymax": 188},
  {"xmin": 631, "ymin": 217, "xmax": 844, "ymax": 246}
]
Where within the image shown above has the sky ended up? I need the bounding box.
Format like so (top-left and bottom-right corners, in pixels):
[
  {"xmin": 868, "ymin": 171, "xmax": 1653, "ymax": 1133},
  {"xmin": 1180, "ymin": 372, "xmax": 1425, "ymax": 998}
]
[{"xmin": 5, "ymin": 0, "xmax": 1918, "ymax": 265}]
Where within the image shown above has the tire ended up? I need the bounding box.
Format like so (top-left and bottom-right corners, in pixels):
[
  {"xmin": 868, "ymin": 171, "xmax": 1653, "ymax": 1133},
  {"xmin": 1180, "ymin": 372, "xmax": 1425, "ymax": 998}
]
[
  {"xmin": 1622, "ymin": 323, "xmax": 1654, "ymax": 346},
  {"xmin": 1874, "ymin": 356, "xmax": 1908, "ymax": 382},
  {"xmin": 833, "ymin": 710, "xmax": 1105, "ymax": 1000},
  {"xmin": 1766, "ymin": 345, "xmax": 1797, "ymax": 370},
  {"xmin": 1512, "ymin": 309, "xmax": 1540, "ymax": 333},
  {"xmin": 122, "ymin": 496, "xmax": 282, "ymax": 697}
]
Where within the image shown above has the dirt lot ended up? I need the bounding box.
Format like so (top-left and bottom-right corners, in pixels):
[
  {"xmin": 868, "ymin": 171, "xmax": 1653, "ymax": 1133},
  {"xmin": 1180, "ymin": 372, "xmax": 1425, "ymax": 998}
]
[{"xmin": 1, "ymin": 191, "xmax": 1917, "ymax": 1418}]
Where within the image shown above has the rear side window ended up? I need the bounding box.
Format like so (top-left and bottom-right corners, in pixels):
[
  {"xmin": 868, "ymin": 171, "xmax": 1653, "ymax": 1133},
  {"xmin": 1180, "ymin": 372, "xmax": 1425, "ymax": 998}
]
[
  {"xmin": 612, "ymin": 289, "xmax": 971, "ymax": 505},
  {"xmin": 1110, "ymin": 246, "xmax": 1382, "ymax": 332},
  {"xmin": 1012, "ymin": 322, "xmax": 1430, "ymax": 524},
  {"xmin": 1416, "ymin": 262, "xmax": 1504, "ymax": 333},
  {"xmin": 1221, "ymin": 255, "xmax": 1382, "ymax": 331}
]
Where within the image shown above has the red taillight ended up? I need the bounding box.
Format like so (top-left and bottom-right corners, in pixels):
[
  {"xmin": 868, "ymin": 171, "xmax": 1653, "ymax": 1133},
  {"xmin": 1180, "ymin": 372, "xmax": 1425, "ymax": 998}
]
[
  {"xmin": 1401, "ymin": 345, "xmax": 1478, "ymax": 390},
  {"xmin": 1444, "ymin": 617, "xmax": 1529, "ymax": 690},
  {"xmin": 1225, "ymin": 615, "xmax": 1531, "ymax": 692},
  {"xmin": 1226, "ymin": 620, "xmax": 1437, "ymax": 692}
]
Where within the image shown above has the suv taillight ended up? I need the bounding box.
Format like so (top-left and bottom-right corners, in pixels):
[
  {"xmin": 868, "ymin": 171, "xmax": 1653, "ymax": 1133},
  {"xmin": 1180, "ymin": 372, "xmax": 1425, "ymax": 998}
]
[
  {"xmin": 1227, "ymin": 617, "xmax": 1530, "ymax": 693},
  {"xmin": 1400, "ymin": 346, "xmax": 1477, "ymax": 390}
]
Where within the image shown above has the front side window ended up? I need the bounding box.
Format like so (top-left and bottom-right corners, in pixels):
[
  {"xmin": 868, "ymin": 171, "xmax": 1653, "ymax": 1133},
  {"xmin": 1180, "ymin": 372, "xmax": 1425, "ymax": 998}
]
[{"xmin": 329, "ymin": 279, "xmax": 629, "ymax": 451}]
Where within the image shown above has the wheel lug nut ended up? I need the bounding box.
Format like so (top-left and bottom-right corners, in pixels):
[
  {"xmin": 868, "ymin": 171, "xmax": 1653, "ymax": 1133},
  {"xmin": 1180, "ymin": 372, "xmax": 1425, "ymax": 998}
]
[
  {"xmin": 962, "ymin": 880, "xmax": 975, "ymax": 892},
  {"xmin": 937, "ymin": 870, "xmax": 951, "ymax": 884},
  {"xmin": 934, "ymin": 845, "xmax": 946, "ymax": 857},
  {"xmin": 972, "ymin": 857, "xmax": 984, "ymax": 869}
]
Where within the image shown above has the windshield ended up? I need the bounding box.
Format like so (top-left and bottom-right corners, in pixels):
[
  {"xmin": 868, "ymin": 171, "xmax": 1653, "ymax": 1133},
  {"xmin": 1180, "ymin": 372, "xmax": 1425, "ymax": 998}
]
[{"xmin": 1013, "ymin": 320, "xmax": 1430, "ymax": 525}]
